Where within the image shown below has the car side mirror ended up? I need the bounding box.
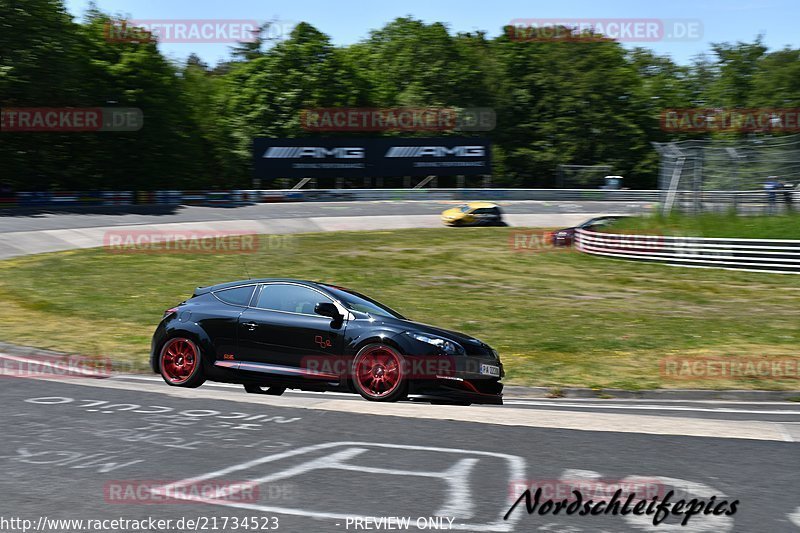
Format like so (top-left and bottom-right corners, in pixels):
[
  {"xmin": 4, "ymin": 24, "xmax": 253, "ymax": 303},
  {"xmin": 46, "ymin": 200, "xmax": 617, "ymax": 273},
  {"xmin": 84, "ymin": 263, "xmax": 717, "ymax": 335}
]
[{"xmin": 315, "ymin": 302, "xmax": 341, "ymax": 319}]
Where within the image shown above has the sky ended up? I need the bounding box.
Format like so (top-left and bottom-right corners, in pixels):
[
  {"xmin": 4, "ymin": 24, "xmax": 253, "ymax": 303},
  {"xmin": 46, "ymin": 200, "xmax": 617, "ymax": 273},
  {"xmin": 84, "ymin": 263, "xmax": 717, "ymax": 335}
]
[{"xmin": 64, "ymin": 0, "xmax": 799, "ymax": 66}]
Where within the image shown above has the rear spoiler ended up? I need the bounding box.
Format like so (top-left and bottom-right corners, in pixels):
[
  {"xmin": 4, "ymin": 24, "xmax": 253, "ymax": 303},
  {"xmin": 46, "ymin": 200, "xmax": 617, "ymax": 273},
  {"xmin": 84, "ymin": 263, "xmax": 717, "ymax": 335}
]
[{"xmin": 193, "ymin": 286, "xmax": 213, "ymax": 297}]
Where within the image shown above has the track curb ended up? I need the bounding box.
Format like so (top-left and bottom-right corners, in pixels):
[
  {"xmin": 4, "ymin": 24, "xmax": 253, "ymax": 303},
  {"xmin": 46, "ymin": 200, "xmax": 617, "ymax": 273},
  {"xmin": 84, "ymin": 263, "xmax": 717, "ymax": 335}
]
[{"xmin": 1, "ymin": 342, "xmax": 796, "ymax": 402}]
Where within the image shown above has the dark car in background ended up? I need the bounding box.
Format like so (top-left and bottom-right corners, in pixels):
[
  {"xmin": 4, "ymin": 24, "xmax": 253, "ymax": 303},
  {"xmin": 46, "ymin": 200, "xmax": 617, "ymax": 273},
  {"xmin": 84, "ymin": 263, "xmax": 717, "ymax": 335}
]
[
  {"xmin": 151, "ymin": 279, "xmax": 504, "ymax": 405},
  {"xmin": 549, "ymin": 215, "xmax": 628, "ymax": 247}
]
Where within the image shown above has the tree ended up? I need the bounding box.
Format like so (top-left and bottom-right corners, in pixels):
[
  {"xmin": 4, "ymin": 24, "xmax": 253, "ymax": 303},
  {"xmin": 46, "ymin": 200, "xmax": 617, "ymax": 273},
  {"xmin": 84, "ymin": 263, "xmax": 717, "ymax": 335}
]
[{"xmin": 492, "ymin": 29, "xmax": 653, "ymax": 186}]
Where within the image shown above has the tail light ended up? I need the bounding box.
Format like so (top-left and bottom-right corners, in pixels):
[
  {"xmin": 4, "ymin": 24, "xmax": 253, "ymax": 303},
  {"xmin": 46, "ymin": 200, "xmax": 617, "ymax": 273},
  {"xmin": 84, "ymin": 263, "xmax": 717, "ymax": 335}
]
[{"xmin": 163, "ymin": 307, "xmax": 179, "ymax": 318}]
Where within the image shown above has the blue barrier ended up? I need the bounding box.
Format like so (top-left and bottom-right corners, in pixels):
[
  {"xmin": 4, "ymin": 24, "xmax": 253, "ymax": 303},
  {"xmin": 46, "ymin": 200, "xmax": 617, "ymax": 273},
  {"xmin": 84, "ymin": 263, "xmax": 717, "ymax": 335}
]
[{"xmin": 17, "ymin": 192, "xmax": 53, "ymax": 206}]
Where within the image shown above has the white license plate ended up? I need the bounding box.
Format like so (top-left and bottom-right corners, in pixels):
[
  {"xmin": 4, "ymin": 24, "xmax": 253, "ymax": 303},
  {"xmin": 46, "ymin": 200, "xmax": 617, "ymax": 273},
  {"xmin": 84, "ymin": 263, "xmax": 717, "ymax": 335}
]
[{"xmin": 480, "ymin": 364, "xmax": 500, "ymax": 377}]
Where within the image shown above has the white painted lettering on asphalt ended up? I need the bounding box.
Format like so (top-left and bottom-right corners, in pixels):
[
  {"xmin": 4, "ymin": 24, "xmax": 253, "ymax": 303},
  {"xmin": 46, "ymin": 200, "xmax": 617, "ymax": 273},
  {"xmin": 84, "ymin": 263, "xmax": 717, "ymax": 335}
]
[{"xmin": 151, "ymin": 441, "xmax": 526, "ymax": 532}]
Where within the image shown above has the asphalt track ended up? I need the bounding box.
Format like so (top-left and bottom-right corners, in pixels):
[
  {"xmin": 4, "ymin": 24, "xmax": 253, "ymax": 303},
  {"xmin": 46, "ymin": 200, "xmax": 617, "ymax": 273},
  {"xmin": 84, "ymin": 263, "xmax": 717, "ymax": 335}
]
[
  {"xmin": 0, "ymin": 200, "xmax": 653, "ymax": 260},
  {"xmin": 0, "ymin": 200, "xmax": 653, "ymax": 233},
  {"xmin": 1, "ymin": 200, "xmax": 799, "ymax": 533},
  {"xmin": 0, "ymin": 373, "xmax": 797, "ymax": 533}
]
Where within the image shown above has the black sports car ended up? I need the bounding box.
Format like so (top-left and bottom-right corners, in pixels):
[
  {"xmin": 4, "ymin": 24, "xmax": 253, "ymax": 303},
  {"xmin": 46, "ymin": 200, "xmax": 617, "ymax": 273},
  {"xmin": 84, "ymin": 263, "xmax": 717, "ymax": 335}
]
[
  {"xmin": 151, "ymin": 279, "xmax": 504, "ymax": 405},
  {"xmin": 550, "ymin": 215, "xmax": 628, "ymax": 247}
]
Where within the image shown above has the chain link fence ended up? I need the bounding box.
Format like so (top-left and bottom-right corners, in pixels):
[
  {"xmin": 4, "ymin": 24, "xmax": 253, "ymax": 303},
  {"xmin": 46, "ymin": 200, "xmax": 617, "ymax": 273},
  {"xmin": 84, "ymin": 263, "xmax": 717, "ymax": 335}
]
[{"xmin": 654, "ymin": 134, "xmax": 800, "ymax": 214}]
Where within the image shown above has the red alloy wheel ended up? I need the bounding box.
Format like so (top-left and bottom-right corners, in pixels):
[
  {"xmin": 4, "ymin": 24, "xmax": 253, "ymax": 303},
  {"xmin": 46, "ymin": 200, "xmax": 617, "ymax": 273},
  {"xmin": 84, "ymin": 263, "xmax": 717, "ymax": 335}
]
[
  {"xmin": 354, "ymin": 345, "xmax": 404, "ymax": 400},
  {"xmin": 160, "ymin": 338, "xmax": 199, "ymax": 385}
]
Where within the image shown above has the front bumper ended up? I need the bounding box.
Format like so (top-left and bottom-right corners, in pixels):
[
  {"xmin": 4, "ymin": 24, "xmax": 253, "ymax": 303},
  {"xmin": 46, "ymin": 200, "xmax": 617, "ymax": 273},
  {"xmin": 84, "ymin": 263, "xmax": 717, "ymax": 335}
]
[
  {"xmin": 552, "ymin": 232, "xmax": 574, "ymax": 246},
  {"xmin": 406, "ymin": 353, "xmax": 504, "ymax": 405},
  {"xmin": 409, "ymin": 378, "xmax": 503, "ymax": 405}
]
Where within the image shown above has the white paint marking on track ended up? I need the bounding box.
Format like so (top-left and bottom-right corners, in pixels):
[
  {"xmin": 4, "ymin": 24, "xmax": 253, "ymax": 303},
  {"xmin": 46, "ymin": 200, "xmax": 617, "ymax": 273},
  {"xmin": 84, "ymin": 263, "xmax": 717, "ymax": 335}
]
[
  {"xmin": 111, "ymin": 374, "xmax": 355, "ymax": 397},
  {"xmin": 7, "ymin": 368, "xmax": 796, "ymax": 442},
  {"xmin": 774, "ymin": 423, "xmax": 795, "ymax": 442},
  {"xmin": 150, "ymin": 441, "xmax": 525, "ymax": 532},
  {"xmin": 113, "ymin": 375, "xmax": 800, "ymax": 413},
  {"xmin": 503, "ymin": 399, "xmax": 800, "ymax": 416},
  {"xmin": 19, "ymin": 374, "xmax": 795, "ymax": 442},
  {"xmin": 789, "ymin": 507, "xmax": 800, "ymax": 527}
]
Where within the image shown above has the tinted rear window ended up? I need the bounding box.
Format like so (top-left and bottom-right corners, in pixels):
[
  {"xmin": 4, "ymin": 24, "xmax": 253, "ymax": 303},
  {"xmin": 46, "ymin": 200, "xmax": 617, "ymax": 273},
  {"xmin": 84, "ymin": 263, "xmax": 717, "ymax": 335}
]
[{"xmin": 214, "ymin": 286, "xmax": 255, "ymax": 306}]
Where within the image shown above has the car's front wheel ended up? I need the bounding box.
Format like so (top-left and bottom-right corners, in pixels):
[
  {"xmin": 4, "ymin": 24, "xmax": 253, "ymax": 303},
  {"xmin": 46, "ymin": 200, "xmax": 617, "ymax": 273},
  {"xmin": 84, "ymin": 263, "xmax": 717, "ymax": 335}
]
[
  {"xmin": 351, "ymin": 344, "xmax": 408, "ymax": 402},
  {"xmin": 159, "ymin": 337, "xmax": 205, "ymax": 388}
]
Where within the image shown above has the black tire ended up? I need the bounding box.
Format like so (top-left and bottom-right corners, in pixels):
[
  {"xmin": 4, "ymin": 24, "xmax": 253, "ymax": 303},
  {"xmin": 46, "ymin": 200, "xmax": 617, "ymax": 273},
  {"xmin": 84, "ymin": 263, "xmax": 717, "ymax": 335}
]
[
  {"xmin": 159, "ymin": 337, "xmax": 205, "ymax": 388},
  {"xmin": 351, "ymin": 343, "xmax": 408, "ymax": 402}
]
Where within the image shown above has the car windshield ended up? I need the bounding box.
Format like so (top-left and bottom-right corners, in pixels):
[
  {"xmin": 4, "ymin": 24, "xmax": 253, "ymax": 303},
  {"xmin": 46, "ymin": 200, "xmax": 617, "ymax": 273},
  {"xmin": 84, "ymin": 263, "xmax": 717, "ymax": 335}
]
[
  {"xmin": 322, "ymin": 285, "xmax": 405, "ymax": 319},
  {"xmin": 581, "ymin": 217, "xmax": 612, "ymax": 227},
  {"xmin": 459, "ymin": 205, "xmax": 472, "ymax": 213}
]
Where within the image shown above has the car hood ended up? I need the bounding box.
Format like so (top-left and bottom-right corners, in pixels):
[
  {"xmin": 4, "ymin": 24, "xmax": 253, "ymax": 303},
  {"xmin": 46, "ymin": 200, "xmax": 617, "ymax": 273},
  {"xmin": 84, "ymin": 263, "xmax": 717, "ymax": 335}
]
[
  {"xmin": 375, "ymin": 315, "xmax": 493, "ymax": 354},
  {"xmin": 441, "ymin": 208, "xmax": 465, "ymax": 218}
]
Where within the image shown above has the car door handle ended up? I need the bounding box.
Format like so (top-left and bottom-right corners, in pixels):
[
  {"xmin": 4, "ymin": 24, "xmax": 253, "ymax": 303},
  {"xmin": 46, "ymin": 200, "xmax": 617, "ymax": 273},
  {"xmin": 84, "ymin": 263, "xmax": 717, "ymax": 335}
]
[{"xmin": 242, "ymin": 322, "xmax": 259, "ymax": 330}]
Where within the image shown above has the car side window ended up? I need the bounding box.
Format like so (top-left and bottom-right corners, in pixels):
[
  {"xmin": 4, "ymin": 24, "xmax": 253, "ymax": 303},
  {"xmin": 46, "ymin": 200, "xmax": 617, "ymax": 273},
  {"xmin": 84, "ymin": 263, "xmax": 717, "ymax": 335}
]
[
  {"xmin": 214, "ymin": 285, "xmax": 255, "ymax": 306},
  {"xmin": 255, "ymin": 284, "xmax": 333, "ymax": 315}
]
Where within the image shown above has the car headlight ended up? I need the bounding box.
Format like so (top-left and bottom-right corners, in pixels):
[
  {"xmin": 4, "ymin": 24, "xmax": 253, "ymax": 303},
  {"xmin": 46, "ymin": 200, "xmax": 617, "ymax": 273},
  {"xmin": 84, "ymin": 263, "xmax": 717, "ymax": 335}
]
[{"xmin": 405, "ymin": 332, "xmax": 465, "ymax": 355}]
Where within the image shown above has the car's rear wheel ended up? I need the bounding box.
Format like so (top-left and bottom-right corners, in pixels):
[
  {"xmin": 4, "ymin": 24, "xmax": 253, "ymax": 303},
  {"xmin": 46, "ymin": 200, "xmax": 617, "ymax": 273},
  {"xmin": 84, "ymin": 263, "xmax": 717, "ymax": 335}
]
[
  {"xmin": 351, "ymin": 344, "xmax": 407, "ymax": 402},
  {"xmin": 159, "ymin": 337, "xmax": 205, "ymax": 388}
]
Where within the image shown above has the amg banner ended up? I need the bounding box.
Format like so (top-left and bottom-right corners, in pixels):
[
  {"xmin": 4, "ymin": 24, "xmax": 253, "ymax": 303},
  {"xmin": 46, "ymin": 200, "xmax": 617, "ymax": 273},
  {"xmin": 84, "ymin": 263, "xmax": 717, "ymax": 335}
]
[{"xmin": 253, "ymin": 137, "xmax": 491, "ymax": 178}]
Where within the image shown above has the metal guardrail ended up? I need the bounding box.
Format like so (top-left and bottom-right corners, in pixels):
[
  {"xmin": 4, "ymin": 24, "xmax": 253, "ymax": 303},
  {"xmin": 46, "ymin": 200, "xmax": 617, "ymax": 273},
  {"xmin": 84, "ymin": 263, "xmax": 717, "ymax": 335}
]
[
  {"xmin": 3, "ymin": 188, "xmax": 798, "ymax": 208},
  {"xmin": 575, "ymin": 229, "xmax": 800, "ymax": 274}
]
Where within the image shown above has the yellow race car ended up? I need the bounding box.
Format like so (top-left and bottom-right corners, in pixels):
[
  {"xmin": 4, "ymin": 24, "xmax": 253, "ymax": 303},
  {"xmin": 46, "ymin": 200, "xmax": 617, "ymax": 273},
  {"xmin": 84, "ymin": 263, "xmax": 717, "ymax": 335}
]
[{"xmin": 441, "ymin": 202, "xmax": 505, "ymax": 227}]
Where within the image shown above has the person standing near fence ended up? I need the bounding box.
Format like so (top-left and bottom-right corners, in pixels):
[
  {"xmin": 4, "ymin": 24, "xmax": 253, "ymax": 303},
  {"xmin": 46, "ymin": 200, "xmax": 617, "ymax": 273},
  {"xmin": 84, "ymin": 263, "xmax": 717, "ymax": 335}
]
[
  {"xmin": 782, "ymin": 181, "xmax": 794, "ymax": 211},
  {"xmin": 764, "ymin": 177, "xmax": 779, "ymax": 214}
]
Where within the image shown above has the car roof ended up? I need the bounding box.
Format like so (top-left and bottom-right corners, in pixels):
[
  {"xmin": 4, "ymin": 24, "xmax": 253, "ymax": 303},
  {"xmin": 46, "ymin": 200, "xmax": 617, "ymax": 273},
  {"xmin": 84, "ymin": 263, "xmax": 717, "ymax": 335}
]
[
  {"xmin": 195, "ymin": 278, "xmax": 322, "ymax": 295},
  {"xmin": 466, "ymin": 202, "xmax": 498, "ymax": 209},
  {"xmin": 584, "ymin": 214, "xmax": 629, "ymax": 223}
]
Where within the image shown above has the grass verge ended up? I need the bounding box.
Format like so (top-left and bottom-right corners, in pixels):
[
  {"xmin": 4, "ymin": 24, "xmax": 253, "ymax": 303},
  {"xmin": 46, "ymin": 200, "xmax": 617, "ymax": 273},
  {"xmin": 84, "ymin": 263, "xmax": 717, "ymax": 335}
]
[
  {"xmin": 0, "ymin": 227, "xmax": 798, "ymax": 390},
  {"xmin": 605, "ymin": 211, "xmax": 800, "ymax": 239}
]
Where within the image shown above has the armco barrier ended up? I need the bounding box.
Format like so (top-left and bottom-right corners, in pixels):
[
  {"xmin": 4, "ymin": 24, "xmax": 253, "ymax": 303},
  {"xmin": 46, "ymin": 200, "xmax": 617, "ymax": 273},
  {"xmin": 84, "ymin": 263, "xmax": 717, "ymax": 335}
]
[
  {"xmin": 4, "ymin": 188, "xmax": 796, "ymax": 209},
  {"xmin": 101, "ymin": 191, "xmax": 133, "ymax": 206},
  {"xmin": 17, "ymin": 192, "xmax": 53, "ymax": 206},
  {"xmin": 181, "ymin": 190, "xmax": 207, "ymax": 205},
  {"xmin": 155, "ymin": 190, "xmax": 182, "ymax": 205},
  {"xmin": 0, "ymin": 196, "xmax": 17, "ymax": 208},
  {"xmin": 576, "ymin": 228, "xmax": 800, "ymax": 274},
  {"xmin": 237, "ymin": 189, "xmax": 793, "ymax": 203},
  {"xmin": 205, "ymin": 190, "xmax": 232, "ymax": 206},
  {"xmin": 136, "ymin": 191, "xmax": 154, "ymax": 204}
]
